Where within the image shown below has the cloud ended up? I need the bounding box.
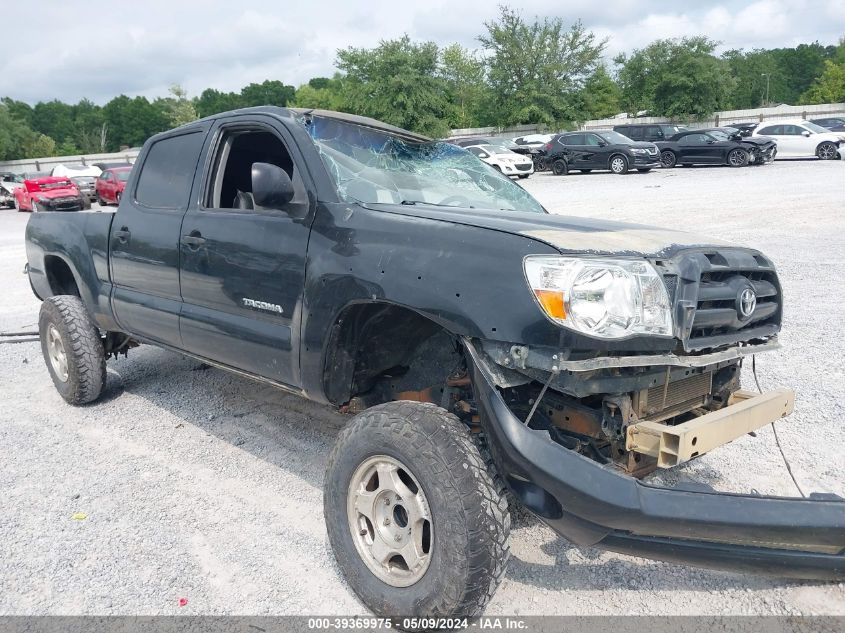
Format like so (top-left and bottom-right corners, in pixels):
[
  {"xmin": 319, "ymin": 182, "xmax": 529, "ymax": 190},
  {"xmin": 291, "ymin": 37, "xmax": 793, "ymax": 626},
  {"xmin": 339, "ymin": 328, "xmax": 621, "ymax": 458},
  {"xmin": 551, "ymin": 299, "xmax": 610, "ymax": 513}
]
[{"xmin": 1, "ymin": 0, "xmax": 842, "ymax": 104}]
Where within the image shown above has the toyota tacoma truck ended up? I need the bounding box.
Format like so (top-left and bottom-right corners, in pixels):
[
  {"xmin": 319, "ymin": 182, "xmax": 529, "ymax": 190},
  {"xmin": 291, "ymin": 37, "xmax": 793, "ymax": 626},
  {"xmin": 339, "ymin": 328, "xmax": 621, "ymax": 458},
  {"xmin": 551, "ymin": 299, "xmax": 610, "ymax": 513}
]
[{"xmin": 24, "ymin": 107, "xmax": 845, "ymax": 619}]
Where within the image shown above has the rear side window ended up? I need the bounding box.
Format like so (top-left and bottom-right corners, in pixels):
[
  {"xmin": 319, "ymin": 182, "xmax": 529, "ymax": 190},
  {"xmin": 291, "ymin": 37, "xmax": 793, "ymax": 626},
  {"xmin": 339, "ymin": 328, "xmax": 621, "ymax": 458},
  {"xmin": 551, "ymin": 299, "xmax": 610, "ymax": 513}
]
[
  {"xmin": 562, "ymin": 134, "xmax": 586, "ymax": 145},
  {"xmin": 135, "ymin": 131, "xmax": 205, "ymax": 209},
  {"xmin": 758, "ymin": 125, "xmax": 781, "ymax": 135},
  {"xmin": 624, "ymin": 126, "xmax": 643, "ymax": 140}
]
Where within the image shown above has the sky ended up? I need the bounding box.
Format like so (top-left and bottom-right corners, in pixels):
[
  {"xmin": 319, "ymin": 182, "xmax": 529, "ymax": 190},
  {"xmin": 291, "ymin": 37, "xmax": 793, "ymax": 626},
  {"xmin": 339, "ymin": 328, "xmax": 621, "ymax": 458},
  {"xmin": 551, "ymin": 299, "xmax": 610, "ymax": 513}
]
[{"xmin": 4, "ymin": 0, "xmax": 844, "ymax": 105}]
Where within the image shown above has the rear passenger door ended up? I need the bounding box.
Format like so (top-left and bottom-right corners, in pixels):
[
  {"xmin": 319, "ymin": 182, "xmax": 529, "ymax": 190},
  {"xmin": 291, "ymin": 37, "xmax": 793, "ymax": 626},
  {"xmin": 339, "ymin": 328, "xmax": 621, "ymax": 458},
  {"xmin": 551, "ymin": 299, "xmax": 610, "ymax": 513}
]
[
  {"xmin": 110, "ymin": 127, "xmax": 209, "ymax": 347},
  {"xmin": 177, "ymin": 116, "xmax": 313, "ymax": 388}
]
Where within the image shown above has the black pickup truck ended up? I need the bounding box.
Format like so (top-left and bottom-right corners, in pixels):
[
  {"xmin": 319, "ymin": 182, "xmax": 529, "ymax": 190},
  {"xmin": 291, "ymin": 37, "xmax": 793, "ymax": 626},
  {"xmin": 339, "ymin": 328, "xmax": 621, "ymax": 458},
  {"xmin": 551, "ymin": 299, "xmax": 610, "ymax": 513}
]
[{"xmin": 25, "ymin": 107, "xmax": 845, "ymax": 619}]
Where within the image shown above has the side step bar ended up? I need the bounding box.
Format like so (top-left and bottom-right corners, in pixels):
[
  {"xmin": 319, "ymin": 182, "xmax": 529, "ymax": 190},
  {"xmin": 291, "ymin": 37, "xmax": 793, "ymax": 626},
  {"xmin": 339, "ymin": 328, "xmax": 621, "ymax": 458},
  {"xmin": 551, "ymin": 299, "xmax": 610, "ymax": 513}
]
[{"xmin": 626, "ymin": 388, "xmax": 795, "ymax": 468}]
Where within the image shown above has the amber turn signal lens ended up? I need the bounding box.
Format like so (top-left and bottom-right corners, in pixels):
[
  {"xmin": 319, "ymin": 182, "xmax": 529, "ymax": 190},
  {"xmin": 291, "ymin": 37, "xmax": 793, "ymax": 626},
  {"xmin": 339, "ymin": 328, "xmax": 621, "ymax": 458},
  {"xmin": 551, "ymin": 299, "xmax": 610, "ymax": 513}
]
[{"xmin": 533, "ymin": 289, "xmax": 566, "ymax": 320}]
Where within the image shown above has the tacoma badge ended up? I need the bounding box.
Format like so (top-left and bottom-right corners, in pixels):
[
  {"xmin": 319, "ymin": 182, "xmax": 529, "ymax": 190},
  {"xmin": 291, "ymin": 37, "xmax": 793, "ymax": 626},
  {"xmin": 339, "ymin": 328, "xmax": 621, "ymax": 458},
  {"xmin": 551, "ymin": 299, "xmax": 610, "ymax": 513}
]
[{"xmin": 242, "ymin": 298, "xmax": 284, "ymax": 314}]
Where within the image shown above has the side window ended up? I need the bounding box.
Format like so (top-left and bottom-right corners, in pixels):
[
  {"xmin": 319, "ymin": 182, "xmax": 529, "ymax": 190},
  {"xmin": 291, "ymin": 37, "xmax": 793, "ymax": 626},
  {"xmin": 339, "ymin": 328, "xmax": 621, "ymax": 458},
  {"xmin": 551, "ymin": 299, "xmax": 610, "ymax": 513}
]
[
  {"xmin": 645, "ymin": 126, "xmax": 663, "ymax": 140},
  {"xmin": 627, "ymin": 127, "xmax": 643, "ymax": 140},
  {"xmin": 678, "ymin": 133, "xmax": 707, "ymax": 146},
  {"xmin": 585, "ymin": 134, "xmax": 603, "ymax": 146},
  {"xmin": 562, "ymin": 134, "xmax": 586, "ymax": 145},
  {"xmin": 467, "ymin": 147, "xmax": 485, "ymax": 156},
  {"xmin": 757, "ymin": 125, "xmax": 781, "ymax": 135},
  {"xmin": 206, "ymin": 127, "xmax": 307, "ymax": 210},
  {"xmin": 135, "ymin": 131, "xmax": 205, "ymax": 209},
  {"xmin": 782, "ymin": 125, "xmax": 804, "ymax": 135}
]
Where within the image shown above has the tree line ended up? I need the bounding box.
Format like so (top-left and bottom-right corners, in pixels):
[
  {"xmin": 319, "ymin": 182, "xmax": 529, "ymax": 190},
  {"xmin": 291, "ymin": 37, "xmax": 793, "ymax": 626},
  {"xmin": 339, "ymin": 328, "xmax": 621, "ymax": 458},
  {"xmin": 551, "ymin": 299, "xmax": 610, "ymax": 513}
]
[{"xmin": 2, "ymin": 5, "xmax": 844, "ymax": 161}]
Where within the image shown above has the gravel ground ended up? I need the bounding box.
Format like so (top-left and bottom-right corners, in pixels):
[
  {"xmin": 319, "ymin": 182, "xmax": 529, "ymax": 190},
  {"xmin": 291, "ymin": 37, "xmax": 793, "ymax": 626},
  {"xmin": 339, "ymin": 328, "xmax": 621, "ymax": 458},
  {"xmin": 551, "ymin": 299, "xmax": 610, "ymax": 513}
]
[{"xmin": 1, "ymin": 160, "xmax": 844, "ymax": 617}]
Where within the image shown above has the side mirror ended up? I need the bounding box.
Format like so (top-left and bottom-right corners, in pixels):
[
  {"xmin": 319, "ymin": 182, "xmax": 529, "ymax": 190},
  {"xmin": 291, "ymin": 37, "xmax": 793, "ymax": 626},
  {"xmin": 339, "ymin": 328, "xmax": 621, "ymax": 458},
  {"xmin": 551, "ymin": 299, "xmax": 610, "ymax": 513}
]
[
  {"xmin": 802, "ymin": 130, "xmax": 811, "ymax": 137},
  {"xmin": 597, "ymin": 141, "xmax": 607, "ymax": 147},
  {"xmin": 251, "ymin": 162, "xmax": 294, "ymax": 208}
]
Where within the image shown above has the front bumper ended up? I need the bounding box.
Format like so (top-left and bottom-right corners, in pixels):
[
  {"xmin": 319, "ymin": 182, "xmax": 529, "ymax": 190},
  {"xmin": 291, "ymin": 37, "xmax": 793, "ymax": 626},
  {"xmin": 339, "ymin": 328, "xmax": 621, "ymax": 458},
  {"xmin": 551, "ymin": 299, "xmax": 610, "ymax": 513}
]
[
  {"xmin": 632, "ymin": 155, "xmax": 661, "ymax": 167},
  {"xmin": 465, "ymin": 339, "xmax": 845, "ymax": 580}
]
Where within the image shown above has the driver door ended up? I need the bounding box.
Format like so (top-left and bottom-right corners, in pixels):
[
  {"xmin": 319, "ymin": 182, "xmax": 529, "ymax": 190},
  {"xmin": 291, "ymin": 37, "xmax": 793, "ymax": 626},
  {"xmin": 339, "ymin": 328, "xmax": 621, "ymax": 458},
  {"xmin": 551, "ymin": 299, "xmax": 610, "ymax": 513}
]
[{"xmin": 178, "ymin": 116, "xmax": 314, "ymax": 387}]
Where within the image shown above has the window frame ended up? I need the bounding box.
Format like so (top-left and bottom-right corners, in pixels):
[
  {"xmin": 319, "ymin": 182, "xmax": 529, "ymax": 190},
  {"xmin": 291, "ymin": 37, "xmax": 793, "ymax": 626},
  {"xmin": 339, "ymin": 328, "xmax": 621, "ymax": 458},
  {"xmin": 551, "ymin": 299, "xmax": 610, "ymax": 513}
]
[
  {"xmin": 200, "ymin": 120, "xmax": 307, "ymax": 215},
  {"xmin": 132, "ymin": 129, "xmax": 207, "ymax": 212}
]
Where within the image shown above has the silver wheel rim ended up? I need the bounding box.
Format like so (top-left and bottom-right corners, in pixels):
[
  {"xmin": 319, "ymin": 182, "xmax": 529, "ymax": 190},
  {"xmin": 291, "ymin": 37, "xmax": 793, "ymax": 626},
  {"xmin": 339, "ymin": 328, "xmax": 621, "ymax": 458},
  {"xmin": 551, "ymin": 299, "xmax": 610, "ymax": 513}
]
[
  {"xmin": 661, "ymin": 152, "xmax": 674, "ymax": 167},
  {"xmin": 819, "ymin": 144, "xmax": 835, "ymax": 159},
  {"xmin": 611, "ymin": 157, "xmax": 625, "ymax": 172},
  {"xmin": 46, "ymin": 324, "xmax": 69, "ymax": 382},
  {"xmin": 729, "ymin": 150, "xmax": 745, "ymax": 166},
  {"xmin": 347, "ymin": 455, "xmax": 433, "ymax": 587}
]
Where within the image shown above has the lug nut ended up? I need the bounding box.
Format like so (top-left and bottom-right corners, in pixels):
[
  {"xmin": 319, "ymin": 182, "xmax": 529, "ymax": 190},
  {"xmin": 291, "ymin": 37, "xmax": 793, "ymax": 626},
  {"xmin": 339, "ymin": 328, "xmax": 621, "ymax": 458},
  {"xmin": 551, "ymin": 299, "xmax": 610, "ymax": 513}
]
[
  {"xmin": 394, "ymin": 534, "xmax": 402, "ymax": 542},
  {"xmin": 384, "ymin": 518, "xmax": 390, "ymax": 526},
  {"xmin": 384, "ymin": 498, "xmax": 391, "ymax": 506},
  {"xmin": 360, "ymin": 528, "xmax": 367, "ymax": 536}
]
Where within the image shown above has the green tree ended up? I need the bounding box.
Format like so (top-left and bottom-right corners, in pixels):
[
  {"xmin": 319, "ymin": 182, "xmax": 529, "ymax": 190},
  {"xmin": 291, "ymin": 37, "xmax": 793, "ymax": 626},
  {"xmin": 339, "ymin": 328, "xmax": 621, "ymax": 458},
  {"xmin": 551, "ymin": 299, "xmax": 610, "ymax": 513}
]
[
  {"xmin": 576, "ymin": 65, "xmax": 621, "ymax": 119},
  {"xmin": 195, "ymin": 88, "xmax": 243, "ymax": 118},
  {"xmin": 722, "ymin": 48, "xmax": 785, "ymax": 108},
  {"xmin": 440, "ymin": 44, "xmax": 488, "ymax": 129},
  {"xmin": 800, "ymin": 60, "xmax": 845, "ymax": 104},
  {"xmin": 72, "ymin": 99, "xmax": 107, "ymax": 153},
  {"xmin": 616, "ymin": 37, "xmax": 735, "ymax": 118},
  {"xmin": 770, "ymin": 42, "xmax": 833, "ymax": 102},
  {"xmin": 1, "ymin": 98, "xmax": 33, "ymax": 126},
  {"xmin": 240, "ymin": 80, "xmax": 295, "ymax": 107},
  {"xmin": 291, "ymin": 75, "xmax": 347, "ymax": 110},
  {"xmin": 103, "ymin": 95, "xmax": 169, "ymax": 150},
  {"xmin": 159, "ymin": 84, "xmax": 198, "ymax": 127},
  {"xmin": 337, "ymin": 35, "xmax": 452, "ymax": 137},
  {"xmin": 31, "ymin": 99, "xmax": 76, "ymax": 146},
  {"xmin": 478, "ymin": 6, "xmax": 605, "ymax": 127}
]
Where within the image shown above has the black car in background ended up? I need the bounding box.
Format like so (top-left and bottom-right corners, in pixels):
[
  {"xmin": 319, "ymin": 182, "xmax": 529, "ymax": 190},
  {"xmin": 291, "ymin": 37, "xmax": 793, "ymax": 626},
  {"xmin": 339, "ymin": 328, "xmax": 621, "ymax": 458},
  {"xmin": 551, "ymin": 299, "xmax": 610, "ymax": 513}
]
[
  {"xmin": 545, "ymin": 130, "xmax": 660, "ymax": 175},
  {"xmin": 613, "ymin": 123, "xmax": 688, "ymax": 142},
  {"xmin": 810, "ymin": 117, "xmax": 845, "ymax": 132},
  {"xmin": 727, "ymin": 122, "xmax": 759, "ymax": 137},
  {"xmin": 657, "ymin": 128, "xmax": 776, "ymax": 168}
]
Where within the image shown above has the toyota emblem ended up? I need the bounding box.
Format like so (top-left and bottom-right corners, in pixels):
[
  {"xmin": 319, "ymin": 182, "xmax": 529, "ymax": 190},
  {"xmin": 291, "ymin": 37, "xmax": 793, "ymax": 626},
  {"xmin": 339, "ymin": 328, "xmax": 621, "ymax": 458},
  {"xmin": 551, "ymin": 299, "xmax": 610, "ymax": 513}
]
[{"xmin": 738, "ymin": 288, "xmax": 757, "ymax": 318}]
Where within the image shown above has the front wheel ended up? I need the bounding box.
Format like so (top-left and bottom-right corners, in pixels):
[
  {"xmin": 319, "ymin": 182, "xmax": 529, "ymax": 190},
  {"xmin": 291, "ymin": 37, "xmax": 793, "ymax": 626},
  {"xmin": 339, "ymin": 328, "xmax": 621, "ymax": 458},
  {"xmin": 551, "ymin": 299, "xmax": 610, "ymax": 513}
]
[
  {"xmin": 551, "ymin": 159, "xmax": 568, "ymax": 176},
  {"xmin": 817, "ymin": 142, "xmax": 838, "ymax": 160},
  {"xmin": 38, "ymin": 295, "xmax": 107, "ymax": 405},
  {"xmin": 728, "ymin": 148, "xmax": 749, "ymax": 167},
  {"xmin": 324, "ymin": 401, "xmax": 510, "ymax": 618},
  {"xmin": 609, "ymin": 154, "xmax": 629, "ymax": 174}
]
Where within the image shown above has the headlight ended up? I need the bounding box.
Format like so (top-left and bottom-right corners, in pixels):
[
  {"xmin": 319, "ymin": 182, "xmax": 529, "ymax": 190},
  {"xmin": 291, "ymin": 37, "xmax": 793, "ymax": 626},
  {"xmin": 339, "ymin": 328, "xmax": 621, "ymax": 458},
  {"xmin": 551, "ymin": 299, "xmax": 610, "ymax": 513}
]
[
  {"xmin": 523, "ymin": 256, "xmax": 673, "ymax": 339},
  {"xmin": 631, "ymin": 148, "xmax": 647, "ymax": 154}
]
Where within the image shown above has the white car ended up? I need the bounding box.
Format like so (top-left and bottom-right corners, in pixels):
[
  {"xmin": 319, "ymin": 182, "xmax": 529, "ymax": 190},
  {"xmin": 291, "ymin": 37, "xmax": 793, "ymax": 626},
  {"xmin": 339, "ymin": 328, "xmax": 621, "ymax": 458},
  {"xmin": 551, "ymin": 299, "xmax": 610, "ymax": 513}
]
[
  {"xmin": 0, "ymin": 173, "xmax": 23, "ymax": 208},
  {"xmin": 512, "ymin": 133, "xmax": 555, "ymax": 150},
  {"xmin": 465, "ymin": 144, "xmax": 535, "ymax": 178},
  {"xmin": 752, "ymin": 119, "xmax": 844, "ymax": 160}
]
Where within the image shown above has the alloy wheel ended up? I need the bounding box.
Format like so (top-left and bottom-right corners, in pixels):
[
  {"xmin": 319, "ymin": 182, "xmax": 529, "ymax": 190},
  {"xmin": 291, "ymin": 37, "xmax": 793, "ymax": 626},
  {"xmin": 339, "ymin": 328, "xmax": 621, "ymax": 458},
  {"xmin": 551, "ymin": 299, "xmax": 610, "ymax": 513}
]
[
  {"xmin": 46, "ymin": 324, "xmax": 69, "ymax": 382},
  {"xmin": 347, "ymin": 455, "xmax": 433, "ymax": 587}
]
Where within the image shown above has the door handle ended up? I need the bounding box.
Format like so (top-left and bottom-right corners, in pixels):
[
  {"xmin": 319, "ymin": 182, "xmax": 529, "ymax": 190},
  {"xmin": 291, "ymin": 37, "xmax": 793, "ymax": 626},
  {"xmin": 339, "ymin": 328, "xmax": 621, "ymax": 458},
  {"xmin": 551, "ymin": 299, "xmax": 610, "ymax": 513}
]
[
  {"xmin": 181, "ymin": 231, "xmax": 206, "ymax": 250},
  {"xmin": 113, "ymin": 227, "xmax": 130, "ymax": 244}
]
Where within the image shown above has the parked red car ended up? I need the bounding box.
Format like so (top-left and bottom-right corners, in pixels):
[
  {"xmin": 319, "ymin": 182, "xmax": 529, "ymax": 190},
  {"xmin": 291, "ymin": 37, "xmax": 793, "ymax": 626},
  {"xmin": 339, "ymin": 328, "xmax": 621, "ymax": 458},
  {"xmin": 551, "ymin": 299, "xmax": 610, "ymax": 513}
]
[
  {"xmin": 95, "ymin": 166, "xmax": 132, "ymax": 205},
  {"xmin": 14, "ymin": 176, "xmax": 85, "ymax": 212}
]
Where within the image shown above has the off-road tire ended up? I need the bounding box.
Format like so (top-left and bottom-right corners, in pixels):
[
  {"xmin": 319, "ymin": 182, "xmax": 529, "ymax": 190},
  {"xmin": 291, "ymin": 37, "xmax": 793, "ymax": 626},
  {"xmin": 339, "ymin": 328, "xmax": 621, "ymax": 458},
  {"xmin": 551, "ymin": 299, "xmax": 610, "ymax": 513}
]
[
  {"xmin": 551, "ymin": 159, "xmax": 568, "ymax": 176},
  {"xmin": 324, "ymin": 401, "xmax": 511, "ymax": 620},
  {"xmin": 470, "ymin": 431, "xmax": 536, "ymax": 528},
  {"xmin": 39, "ymin": 295, "xmax": 106, "ymax": 405}
]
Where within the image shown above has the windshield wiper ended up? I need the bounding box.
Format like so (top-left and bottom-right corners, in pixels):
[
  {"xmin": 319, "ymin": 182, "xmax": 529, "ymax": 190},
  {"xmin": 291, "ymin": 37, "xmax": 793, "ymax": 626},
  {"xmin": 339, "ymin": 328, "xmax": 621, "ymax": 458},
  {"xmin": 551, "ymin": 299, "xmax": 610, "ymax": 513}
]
[{"xmin": 400, "ymin": 199, "xmax": 475, "ymax": 209}]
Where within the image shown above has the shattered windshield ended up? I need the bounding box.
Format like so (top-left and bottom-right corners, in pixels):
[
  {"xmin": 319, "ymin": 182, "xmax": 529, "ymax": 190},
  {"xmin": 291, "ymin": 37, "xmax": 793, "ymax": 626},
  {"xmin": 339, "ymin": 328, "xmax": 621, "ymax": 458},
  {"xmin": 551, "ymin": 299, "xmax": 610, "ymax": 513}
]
[{"xmin": 300, "ymin": 115, "xmax": 545, "ymax": 213}]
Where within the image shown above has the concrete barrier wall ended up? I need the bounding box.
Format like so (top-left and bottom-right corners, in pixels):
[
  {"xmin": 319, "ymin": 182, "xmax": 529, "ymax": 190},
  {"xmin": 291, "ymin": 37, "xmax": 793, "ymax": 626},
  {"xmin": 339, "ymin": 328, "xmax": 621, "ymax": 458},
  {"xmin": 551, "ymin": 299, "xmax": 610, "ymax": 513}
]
[
  {"xmin": 0, "ymin": 150, "xmax": 140, "ymax": 175},
  {"xmin": 581, "ymin": 102, "xmax": 845, "ymax": 130}
]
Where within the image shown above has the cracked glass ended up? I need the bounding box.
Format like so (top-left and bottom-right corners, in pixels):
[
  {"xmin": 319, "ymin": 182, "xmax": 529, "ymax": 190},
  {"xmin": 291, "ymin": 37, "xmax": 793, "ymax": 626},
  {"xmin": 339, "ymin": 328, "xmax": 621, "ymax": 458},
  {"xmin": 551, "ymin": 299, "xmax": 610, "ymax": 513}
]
[{"xmin": 299, "ymin": 115, "xmax": 545, "ymax": 214}]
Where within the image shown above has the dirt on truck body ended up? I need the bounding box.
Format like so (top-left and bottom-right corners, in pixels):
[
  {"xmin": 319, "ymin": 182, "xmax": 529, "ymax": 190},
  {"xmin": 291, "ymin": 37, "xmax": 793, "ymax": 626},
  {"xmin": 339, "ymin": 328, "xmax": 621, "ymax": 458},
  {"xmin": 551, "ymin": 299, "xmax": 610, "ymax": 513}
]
[{"xmin": 23, "ymin": 107, "xmax": 845, "ymax": 621}]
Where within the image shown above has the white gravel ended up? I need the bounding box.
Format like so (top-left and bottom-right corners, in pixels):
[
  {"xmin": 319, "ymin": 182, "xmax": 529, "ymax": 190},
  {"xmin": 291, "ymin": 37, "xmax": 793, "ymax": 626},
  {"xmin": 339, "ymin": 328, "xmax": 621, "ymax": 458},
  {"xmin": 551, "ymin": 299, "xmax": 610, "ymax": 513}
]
[{"xmin": 1, "ymin": 159, "xmax": 844, "ymax": 616}]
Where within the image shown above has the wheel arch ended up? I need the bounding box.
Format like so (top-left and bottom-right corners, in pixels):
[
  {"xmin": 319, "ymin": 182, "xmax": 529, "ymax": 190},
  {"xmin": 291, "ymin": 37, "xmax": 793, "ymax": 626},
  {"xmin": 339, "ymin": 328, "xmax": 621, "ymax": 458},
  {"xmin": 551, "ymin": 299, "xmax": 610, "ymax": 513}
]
[
  {"xmin": 320, "ymin": 300, "xmax": 459, "ymax": 406},
  {"xmin": 608, "ymin": 152, "xmax": 629, "ymax": 169}
]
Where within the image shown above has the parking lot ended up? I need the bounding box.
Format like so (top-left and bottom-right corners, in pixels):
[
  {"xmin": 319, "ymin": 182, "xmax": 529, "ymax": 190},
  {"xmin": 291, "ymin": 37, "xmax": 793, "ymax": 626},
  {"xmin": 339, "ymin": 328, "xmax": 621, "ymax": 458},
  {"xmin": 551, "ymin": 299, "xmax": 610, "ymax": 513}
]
[{"xmin": 1, "ymin": 159, "xmax": 844, "ymax": 616}]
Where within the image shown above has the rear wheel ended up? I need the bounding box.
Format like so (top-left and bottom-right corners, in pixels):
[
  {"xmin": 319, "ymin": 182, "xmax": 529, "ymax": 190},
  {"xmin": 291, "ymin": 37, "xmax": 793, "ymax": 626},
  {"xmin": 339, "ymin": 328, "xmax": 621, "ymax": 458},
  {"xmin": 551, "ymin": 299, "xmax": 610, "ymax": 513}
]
[
  {"xmin": 817, "ymin": 142, "xmax": 838, "ymax": 160},
  {"xmin": 96, "ymin": 194, "xmax": 105, "ymax": 206},
  {"xmin": 609, "ymin": 154, "xmax": 629, "ymax": 174},
  {"xmin": 38, "ymin": 295, "xmax": 107, "ymax": 405},
  {"xmin": 551, "ymin": 159, "xmax": 568, "ymax": 176},
  {"xmin": 660, "ymin": 150, "xmax": 677, "ymax": 168},
  {"xmin": 324, "ymin": 401, "xmax": 510, "ymax": 619},
  {"xmin": 727, "ymin": 148, "xmax": 749, "ymax": 167},
  {"xmin": 115, "ymin": 191, "xmax": 122, "ymax": 204}
]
